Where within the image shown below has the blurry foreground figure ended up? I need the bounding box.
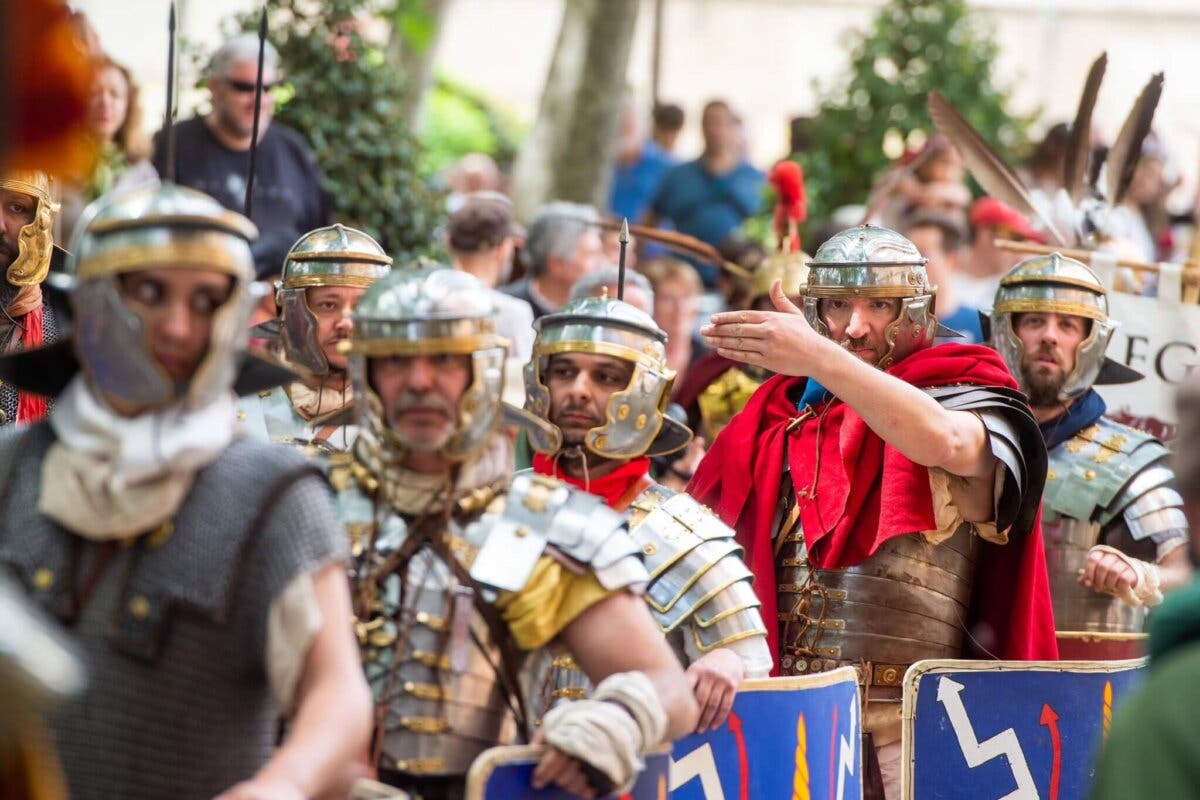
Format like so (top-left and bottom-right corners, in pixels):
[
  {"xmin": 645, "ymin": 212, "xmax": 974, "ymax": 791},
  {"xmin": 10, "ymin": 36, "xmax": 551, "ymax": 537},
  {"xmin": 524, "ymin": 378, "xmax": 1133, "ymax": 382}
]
[{"xmin": 0, "ymin": 185, "xmax": 372, "ymax": 800}]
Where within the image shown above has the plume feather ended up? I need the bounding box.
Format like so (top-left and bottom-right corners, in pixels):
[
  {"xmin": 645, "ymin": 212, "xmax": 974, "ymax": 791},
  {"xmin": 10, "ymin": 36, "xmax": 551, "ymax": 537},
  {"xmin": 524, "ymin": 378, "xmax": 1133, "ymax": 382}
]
[
  {"xmin": 928, "ymin": 91, "xmax": 1069, "ymax": 246},
  {"xmin": 1106, "ymin": 73, "xmax": 1164, "ymax": 206},
  {"xmin": 1064, "ymin": 52, "xmax": 1107, "ymax": 203}
]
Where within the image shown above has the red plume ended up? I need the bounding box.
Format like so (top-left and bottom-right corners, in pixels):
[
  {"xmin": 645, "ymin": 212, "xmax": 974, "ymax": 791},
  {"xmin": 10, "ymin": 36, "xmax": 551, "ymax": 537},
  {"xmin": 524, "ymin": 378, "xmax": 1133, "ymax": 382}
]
[{"xmin": 769, "ymin": 160, "xmax": 806, "ymax": 252}]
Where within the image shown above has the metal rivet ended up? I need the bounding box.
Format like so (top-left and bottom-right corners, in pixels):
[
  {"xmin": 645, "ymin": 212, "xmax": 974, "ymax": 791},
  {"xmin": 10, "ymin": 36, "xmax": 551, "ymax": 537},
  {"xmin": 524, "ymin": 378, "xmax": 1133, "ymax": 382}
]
[
  {"xmin": 642, "ymin": 543, "xmax": 657, "ymax": 556},
  {"xmin": 33, "ymin": 568, "xmax": 54, "ymax": 591},
  {"xmin": 236, "ymin": 410, "xmax": 247, "ymax": 422},
  {"xmin": 515, "ymin": 526, "xmax": 529, "ymax": 538},
  {"xmin": 617, "ymin": 405, "xmax": 630, "ymax": 421},
  {"xmin": 635, "ymin": 414, "xmax": 647, "ymax": 430},
  {"xmin": 129, "ymin": 596, "xmax": 151, "ymax": 620},
  {"xmin": 1083, "ymin": 469, "xmax": 1096, "ymax": 481}
]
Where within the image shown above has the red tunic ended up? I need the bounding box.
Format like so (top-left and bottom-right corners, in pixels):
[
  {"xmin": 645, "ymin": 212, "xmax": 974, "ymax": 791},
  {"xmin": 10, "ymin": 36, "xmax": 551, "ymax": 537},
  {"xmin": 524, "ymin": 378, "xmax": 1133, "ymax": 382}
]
[
  {"xmin": 687, "ymin": 343, "xmax": 1058, "ymax": 670},
  {"xmin": 532, "ymin": 453, "xmax": 652, "ymax": 512}
]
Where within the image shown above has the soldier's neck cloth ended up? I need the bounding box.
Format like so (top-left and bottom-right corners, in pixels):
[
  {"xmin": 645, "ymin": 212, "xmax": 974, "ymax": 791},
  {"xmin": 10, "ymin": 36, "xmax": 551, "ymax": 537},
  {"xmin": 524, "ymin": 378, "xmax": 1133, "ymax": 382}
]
[
  {"xmin": 532, "ymin": 453, "xmax": 651, "ymax": 510},
  {"xmin": 1039, "ymin": 388, "xmax": 1106, "ymax": 450},
  {"xmin": 39, "ymin": 377, "xmax": 234, "ymax": 539},
  {"xmin": 688, "ymin": 342, "xmax": 1056, "ymax": 670},
  {"xmin": 4, "ymin": 284, "xmax": 46, "ymax": 423}
]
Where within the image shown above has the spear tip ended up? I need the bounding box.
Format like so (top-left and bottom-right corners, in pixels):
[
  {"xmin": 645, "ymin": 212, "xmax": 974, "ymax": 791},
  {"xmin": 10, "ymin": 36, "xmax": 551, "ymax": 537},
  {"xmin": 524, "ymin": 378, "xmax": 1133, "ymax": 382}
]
[
  {"xmin": 258, "ymin": 5, "xmax": 268, "ymax": 36},
  {"xmin": 619, "ymin": 217, "xmax": 630, "ymax": 244}
]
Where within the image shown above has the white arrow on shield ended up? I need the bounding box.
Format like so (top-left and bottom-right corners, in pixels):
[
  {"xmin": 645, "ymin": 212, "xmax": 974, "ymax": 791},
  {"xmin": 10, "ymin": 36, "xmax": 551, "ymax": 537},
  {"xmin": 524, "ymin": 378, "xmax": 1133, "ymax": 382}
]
[{"xmin": 936, "ymin": 676, "xmax": 1039, "ymax": 800}]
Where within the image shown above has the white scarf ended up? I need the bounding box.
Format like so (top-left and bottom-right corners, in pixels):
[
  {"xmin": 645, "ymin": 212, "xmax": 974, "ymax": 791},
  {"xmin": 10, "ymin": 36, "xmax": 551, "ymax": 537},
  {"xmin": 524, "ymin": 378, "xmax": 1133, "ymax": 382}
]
[{"xmin": 39, "ymin": 377, "xmax": 235, "ymax": 540}]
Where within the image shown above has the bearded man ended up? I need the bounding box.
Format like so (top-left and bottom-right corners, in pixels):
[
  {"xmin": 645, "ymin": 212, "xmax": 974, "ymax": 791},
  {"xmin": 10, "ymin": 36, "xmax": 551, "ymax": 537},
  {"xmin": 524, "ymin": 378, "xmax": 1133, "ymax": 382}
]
[
  {"xmin": 688, "ymin": 224, "xmax": 1056, "ymax": 799},
  {"xmin": 990, "ymin": 253, "xmax": 1189, "ymax": 658},
  {"xmin": 0, "ymin": 170, "xmax": 68, "ymax": 425}
]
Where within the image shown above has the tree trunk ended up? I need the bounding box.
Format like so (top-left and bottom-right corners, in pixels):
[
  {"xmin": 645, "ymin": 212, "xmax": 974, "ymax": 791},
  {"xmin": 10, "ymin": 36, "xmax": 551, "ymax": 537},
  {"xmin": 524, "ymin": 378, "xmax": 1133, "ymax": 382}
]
[
  {"xmin": 512, "ymin": 0, "xmax": 639, "ymax": 221},
  {"xmin": 389, "ymin": 0, "xmax": 450, "ymax": 130}
]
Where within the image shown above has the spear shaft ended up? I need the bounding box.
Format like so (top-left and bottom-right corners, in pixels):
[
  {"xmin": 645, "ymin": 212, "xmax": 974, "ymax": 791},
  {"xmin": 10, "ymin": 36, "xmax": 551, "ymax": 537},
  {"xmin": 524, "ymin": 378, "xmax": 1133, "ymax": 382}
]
[
  {"xmin": 244, "ymin": 7, "xmax": 268, "ymax": 218},
  {"xmin": 617, "ymin": 218, "xmax": 629, "ymax": 301},
  {"xmin": 163, "ymin": 2, "xmax": 177, "ymax": 182}
]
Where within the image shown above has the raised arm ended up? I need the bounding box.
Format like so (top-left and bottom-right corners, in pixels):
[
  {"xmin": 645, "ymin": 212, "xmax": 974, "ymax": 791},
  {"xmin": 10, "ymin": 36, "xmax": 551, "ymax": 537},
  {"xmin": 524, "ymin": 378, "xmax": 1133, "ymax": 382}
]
[{"xmin": 702, "ymin": 280, "xmax": 996, "ymax": 480}]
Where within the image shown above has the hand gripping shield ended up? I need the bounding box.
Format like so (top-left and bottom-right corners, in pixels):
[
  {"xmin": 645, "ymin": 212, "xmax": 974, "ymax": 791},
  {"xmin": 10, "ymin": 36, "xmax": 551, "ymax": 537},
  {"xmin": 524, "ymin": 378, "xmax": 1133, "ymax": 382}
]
[
  {"xmin": 990, "ymin": 253, "xmax": 1120, "ymax": 402},
  {"xmin": 276, "ymin": 224, "xmax": 392, "ymax": 375},
  {"xmin": 0, "ymin": 170, "xmax": 58, "ymax": 286},
  {"xmin": 803, "ymin": 224, "xmax": 942, "ymax": 368},
  {"xmin": 68, "ymin": 184, "xmax": 259, "ymax": 413},
  {"xmin": 344, "ymin": 266, "xmax": 507, "ymax": 462},
  {"xmin": 523, "ymin": 296, "xmax": 691, "ymax": 459}
]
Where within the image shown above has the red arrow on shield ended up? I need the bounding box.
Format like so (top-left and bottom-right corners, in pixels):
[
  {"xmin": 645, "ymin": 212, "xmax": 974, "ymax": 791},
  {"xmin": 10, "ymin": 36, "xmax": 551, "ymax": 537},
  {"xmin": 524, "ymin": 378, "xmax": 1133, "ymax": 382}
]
[
  {"xmin": 727, "ymin": 711, "xmax": 750, "ymax": 800},
  {"xmin": 1039, "ymin": 703, "xmax": 1061, "ymax": 800}
]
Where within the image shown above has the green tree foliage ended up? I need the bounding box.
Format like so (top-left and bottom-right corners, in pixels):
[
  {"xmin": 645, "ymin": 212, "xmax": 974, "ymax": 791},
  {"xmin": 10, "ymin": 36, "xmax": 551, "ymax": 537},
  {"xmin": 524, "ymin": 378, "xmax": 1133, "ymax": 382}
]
[
  {"xmin": 235, "ymin": 0, "xmax": 444, "ymax": 259},
  {"xmin": 420, "ymin": 74, "xmax": 526, "ymax": 175},
  {"xmin": 795, "ymin": 0, "xmax": 1034, "ymax": 231}
]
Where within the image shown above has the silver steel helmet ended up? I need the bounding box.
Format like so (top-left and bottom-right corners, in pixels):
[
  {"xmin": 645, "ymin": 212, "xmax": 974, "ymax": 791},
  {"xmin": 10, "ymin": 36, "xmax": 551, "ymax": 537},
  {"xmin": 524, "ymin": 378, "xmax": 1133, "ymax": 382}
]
[
  {"xmin": 991, "ymin": 253, "xmax": 1114, "ymax": 401},
  {"xmin": 344, "ymin": 266, "xmax": 507, "ymax": 462},
  {"xmin": 749, "ymin": 248, "xmax": 811, "ymax": 305},
  {"xmin": 68, "ymin": 183, "xmax": 258, "ymax": 414},
  {"xmin": 524, "ymin": 295, "xmax": 692, "ymax": 459},
  {"xmin": 804, "ymin": 224, "xmax": 936, "ymax": 368},
  {"xmin": 0, "ymin": 170, "xmax": 58, "ymax": 286},
  {"xmin": 275, "ymin": 224, "xmax": 392, "ymax": 376}
]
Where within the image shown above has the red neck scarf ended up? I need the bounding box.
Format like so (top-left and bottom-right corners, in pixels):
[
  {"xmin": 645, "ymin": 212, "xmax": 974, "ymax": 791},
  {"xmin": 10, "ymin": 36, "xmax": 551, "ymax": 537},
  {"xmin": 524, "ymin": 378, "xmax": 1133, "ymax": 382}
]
[
  {"xmin": 533, "ymin": 453, "xmax": 652, "ymax": 511},
  {"xmin": 6, "ymin": 285, "xmax": 47, "ymax": 423},
  {"xmin": 687, "ymin": 343, "xmax": 1057, "ymax": 669}
]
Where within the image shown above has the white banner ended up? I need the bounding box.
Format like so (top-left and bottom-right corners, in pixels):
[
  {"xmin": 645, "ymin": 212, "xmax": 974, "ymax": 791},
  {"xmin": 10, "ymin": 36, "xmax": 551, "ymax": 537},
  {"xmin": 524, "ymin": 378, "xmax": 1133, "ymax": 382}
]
[{"xmin": 1094, "ymin": 259, "xmax": 1199, "ymax": 439}]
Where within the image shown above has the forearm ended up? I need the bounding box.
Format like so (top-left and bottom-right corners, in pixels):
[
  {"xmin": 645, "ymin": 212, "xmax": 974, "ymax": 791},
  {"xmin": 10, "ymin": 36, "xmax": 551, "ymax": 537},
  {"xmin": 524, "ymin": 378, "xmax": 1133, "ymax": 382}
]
[
  {"xmin": 809, "ymin": 339, "xmax": 988, "ymax": 476},
  {"xmin": 644, "ymin": 664, "xmax": 703, "ymax": 740},
  {"xmin": 252, "ymin": 673, "xmax": 373, "ymax": 795}
]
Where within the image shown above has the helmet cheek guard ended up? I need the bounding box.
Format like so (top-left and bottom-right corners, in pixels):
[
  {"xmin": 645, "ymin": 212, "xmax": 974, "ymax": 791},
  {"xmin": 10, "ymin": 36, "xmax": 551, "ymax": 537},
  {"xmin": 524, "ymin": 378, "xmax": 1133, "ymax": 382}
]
[
  {"xmin": 990, "ymin": 252, "xmax": 1116, "ymax": 402},
  {"xmin": 278, "ymin": 288, "xmax": 328, "ymax": 376}
]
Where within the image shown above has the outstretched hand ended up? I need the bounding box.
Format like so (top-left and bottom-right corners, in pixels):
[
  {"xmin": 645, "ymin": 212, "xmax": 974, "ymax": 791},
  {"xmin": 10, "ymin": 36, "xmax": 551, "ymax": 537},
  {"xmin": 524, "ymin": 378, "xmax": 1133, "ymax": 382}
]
[{"xmin": 700, "ymin": 279, "xmax": 832, "ymax": 377}]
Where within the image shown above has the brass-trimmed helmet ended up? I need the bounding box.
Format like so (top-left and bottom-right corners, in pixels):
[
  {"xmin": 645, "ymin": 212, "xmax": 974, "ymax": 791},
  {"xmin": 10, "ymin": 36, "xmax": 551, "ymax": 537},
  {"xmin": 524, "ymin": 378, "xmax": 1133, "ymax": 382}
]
[
  {"xmin": 276, "ymin": 224, "xmax": 392, "ymax": 375},
  {"xmin": 803, "ymin": 224, "xmax": 936, "ymax": 368},
  {"xmin": 990, "ymin": 253, "xmax": 1119, "ymax": 401},
  {"xmin": 343, "ymin": 266, "xmax": 507, "ymax": 462},
  {"xmin": 524, "ymin": 295, "xmax": 691, "ymax": 459},
  {"xmin": 749, "ymin": 248, "xmax": 810, "ymax": 306},
  {"xmin": 0, "ymin": 170, "xmax": 58, "ymax": 286},
  {"xmin": 69, "ymin": 184, "xmax": 259, "ymax": 414}
]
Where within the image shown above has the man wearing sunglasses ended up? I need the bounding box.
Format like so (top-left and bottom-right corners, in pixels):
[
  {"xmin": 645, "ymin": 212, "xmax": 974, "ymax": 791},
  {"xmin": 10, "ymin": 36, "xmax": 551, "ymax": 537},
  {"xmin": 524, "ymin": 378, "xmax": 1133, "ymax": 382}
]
[{"xmin": 152, "ymin": 33, "xmax": 330, "ymax": 280}]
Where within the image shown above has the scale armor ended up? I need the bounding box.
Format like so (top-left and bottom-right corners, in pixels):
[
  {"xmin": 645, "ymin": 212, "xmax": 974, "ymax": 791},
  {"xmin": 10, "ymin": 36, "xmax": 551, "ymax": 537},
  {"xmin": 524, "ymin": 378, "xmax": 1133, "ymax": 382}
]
[
  {"xmin": 344, "ymin": 470, "xmax": 646, "ymax": 780},
  {"xmin": 1043, "ymin": 416, "xmax": 1188, "ymax": 634},
  {"xmin": 532, "ymin": 483, "xmax": 770, "ymax": 721},
  {"xmin": 775, "ymin": 384, "xmax": 1044, "ymax": 699}
]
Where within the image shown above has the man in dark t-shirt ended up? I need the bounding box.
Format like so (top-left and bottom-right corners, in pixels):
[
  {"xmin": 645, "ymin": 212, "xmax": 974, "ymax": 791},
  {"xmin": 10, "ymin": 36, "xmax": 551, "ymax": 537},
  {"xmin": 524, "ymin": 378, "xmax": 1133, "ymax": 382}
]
[{"xmin": 152, "ymin": 33, "xmax": 330, "ymax": 277}]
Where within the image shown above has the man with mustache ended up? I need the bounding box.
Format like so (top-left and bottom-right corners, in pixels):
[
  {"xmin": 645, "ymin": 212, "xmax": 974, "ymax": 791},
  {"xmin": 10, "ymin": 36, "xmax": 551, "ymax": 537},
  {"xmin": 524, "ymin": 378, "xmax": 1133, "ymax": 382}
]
[
  {"xmin": 238, "ymin": 224, "xmax": 390, "ymax": 455},
  {"xmin": 0, "ymin": 184, "xmax": 372, "ymax": 799},
  {"xmin": 990, "ymin": 253, "xmax": 1190, "ymax": 659},
  {"xmin": 0, "ymin": 170, "xmax": 69, "ymax": 426},
  {"xmin": 338, "ymin": 267, "xmax": 698, "ymax": 800},
  {"xmin": 519, "ymin": 293, "xmax": 770, "ymax": 734},
  {"xmin": 690, "ymin": 224, "xmax": 1056, "ymax": 799}
]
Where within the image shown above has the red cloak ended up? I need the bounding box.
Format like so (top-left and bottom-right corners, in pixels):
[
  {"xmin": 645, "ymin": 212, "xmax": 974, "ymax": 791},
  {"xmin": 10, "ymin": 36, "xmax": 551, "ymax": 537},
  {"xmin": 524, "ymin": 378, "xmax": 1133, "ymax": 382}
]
[
  {"xmin": 687, "ymin": 343, "xmax": 1058, "ymax": 670},
  {"xmin": 532, "ymin": 454, "xmax": 652, "ymax": 511}
]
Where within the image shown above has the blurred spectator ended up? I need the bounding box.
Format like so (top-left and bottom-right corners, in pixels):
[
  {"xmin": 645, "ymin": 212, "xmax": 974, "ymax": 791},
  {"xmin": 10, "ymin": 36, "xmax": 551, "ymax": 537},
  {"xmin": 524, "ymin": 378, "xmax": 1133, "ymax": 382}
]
[
  {"xmin": 1109, "ymin": 135, "xmax": 1172, "ymax": 264},
  {"xmin": 644, "ymin": 100, "xmax": 765, "ymax": 287},
  {"xmin": 901, "ymin": 209, "xmax": 981, "ymax": 343},
  {"xmin": 447, "ymin": 192, "xmax": 534, "ymax": 360},
  {"xmin": 652, "ymin": 102, "xmax": 685, "ymax": 155},
  {"xmin": 152, "ymin": 33, "xmax": 330, "ymax": 279},
  {"xmin": 608, "ymin": 100, "xmax": 678, "ymax": 223},
  {"xmin": 956, "ymin": 197, "xmax": 1044, "ymax": 310},
  {"xmin": 58, "ymin": 56, "xmax": 159, "ymax": 247},
  {"xmin": 1025, "ymin": 122, "xmax": 1070, "ymax": 197},
  {"xmin": 870, "ymin": 137, "xmax": 971, "ymax": 228},
  {"xmin": 445, "ymin": 152, "xmax": 503, "ymax": 213},
  {"xmin": 501, "ymin": 201, "xmax": 604, "ymax": 319},
  {"xmin": 639, "ymin": 257, "xmax": 706, "ymax": 383},
  {"xmin": 600, "ymin": 226, "xmax": 637, "ymax": 271},
  {"xmin": 569, "ymin": 264, "xmax": 654, "ymax": 314}
]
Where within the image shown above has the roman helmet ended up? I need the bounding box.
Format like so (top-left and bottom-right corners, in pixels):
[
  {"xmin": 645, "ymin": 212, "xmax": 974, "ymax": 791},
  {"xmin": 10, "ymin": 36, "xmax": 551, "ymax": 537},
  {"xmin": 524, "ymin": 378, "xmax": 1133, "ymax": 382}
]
[
  {"xmin": 523, "ymin": 295, "xmax": 691, "ymax": 459},
  {"xmin": 0, "ymin": 170, "xmax": 58, "ymax": 286},
  {"xmin": 64, "ymin": 184, "xmax": 261, "ymax": 414},
  {"xmin": 344, "ymin": 266, "xmax": 507, "ymax": 462},
  {"xmin": 803, "ymin": 224, "xmax": 942, "ymax": 368},
  {"xmin": 275, "ymin": 224, "xmax": 392, "ymax": 375},
  {"xmin": 990, "ymin": 252, "xmax": 1140, "ymax": 402},
  {"xmin": 747, "ymin": 247, "xmax": 810, "ymax": 307}
]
